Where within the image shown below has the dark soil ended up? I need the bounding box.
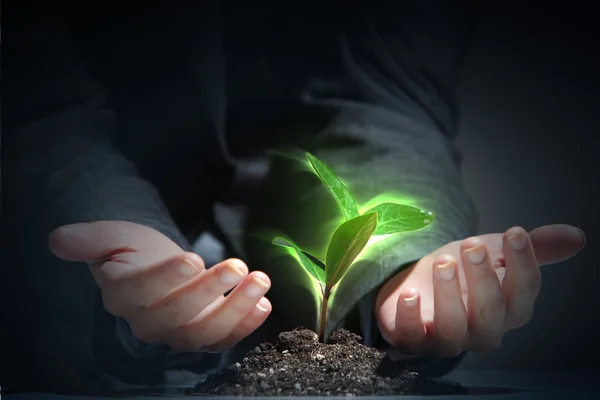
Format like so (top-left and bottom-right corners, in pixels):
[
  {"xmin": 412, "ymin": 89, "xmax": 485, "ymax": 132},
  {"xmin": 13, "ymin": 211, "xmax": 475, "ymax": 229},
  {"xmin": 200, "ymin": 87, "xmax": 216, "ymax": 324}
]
[{"xmin": 188, "ymin": 327, "xmax": 465, "ymax": 396}]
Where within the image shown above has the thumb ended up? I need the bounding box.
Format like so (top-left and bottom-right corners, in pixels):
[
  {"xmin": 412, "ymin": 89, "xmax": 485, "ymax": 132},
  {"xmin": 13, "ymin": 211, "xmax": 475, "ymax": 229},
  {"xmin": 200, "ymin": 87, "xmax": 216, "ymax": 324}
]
[
  {"xmin": 48, "ymin": 221, "xmax": 139, "ymax": 264},
  {"xmin": 529, "ymin": 224, "xmax": 586, "ymax": 266}
]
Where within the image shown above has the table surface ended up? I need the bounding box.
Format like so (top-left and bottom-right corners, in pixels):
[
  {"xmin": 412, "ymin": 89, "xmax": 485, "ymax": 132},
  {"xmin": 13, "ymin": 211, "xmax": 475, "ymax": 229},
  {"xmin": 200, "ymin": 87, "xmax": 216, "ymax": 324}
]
[{"xmin": 3, "ymin": 370, "xmax": 599, "ymax": 399}]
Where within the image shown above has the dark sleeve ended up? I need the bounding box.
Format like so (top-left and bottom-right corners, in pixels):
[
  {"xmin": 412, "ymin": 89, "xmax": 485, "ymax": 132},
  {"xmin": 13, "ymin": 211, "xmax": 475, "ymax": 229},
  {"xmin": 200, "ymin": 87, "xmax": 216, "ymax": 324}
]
[
  {"xmin": 2, "ymin": 8, "xmax": 217, "ymax": 387},
  {"xmin": 338, "ymin": 0, "xmax": 480, "ymax": 377},
  {"xmin": 244, "ymin": 0, "xmax": 479, "ymax": 377}
]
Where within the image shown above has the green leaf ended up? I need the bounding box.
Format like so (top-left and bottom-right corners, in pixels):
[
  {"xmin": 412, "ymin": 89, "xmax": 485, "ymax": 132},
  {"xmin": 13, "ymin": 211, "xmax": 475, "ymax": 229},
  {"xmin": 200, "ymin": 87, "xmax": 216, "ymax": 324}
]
[
  {"xmin": 363, "ymin": 203, "xmax": 435, "ymax": 235},
  {"xmin": 325, "ymin": 212, "xmax": 378, "ymax": 289},
  {"xmin": 305, "ymin": 152, "xmax": 359, "ymax": 220},
  {"xmin": 302, "ymin": 251, "xmax": 326, "ymax": 271},
  {"xmin": 272, "ymin": 237, "xmax": 326, "ymax": 284}
]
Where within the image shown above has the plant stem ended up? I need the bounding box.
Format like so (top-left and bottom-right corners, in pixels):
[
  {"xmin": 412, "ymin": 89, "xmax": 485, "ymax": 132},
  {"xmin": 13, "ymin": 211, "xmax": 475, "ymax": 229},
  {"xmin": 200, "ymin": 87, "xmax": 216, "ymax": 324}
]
[{"xmin": 318, "ymin": 288, "xmax": 331, "ymax": 342}]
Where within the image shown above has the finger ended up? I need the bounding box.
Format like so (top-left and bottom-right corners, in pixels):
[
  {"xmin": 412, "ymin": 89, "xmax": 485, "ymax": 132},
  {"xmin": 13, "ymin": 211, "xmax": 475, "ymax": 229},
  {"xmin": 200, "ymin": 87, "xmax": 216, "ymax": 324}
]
[
  {"xmin": 529, "ymin": 224, "xmax": 586, "ymax": 265},
  {"xmin": 432, "ymin": 255, "xmax": 468, "ymax": 356},
  {"xmin": 48, "ymin": 221, "xmax": 181, "ymax": 263},
  {"xmin": 502, "ymin": 227, "xmax": 541, "ymax": 329},
  {"xmin": 92, "ymin": 251, "xmax": 204, "ymax": 288},
  {"xmin": 374, "ymin": 265, "xmax": 416, "ymax": 344},
  {"xmin": 175, "ymin": 297, "xmax": 272, "ymax": 352},
  {"xmin": 461, "ymin": 237, "xmax": 506, "ymax": 352},
  {"xmin": 173, "ymin": 272, "xmax": 271, "ymax": 349},
  {"xmin": 130, "ymin": 258, "xmax": 248, "ymax": 340},
  {"xmin": 207, "ymin": 297, "xmax": 273, "ymax": 351},
  {"xmin": 98, "ymin": 253, "xmax": 205, "ymax": 315},
  {"xmin": 388, "ymin": 288, "xmax": 427, "ymax": 353}
]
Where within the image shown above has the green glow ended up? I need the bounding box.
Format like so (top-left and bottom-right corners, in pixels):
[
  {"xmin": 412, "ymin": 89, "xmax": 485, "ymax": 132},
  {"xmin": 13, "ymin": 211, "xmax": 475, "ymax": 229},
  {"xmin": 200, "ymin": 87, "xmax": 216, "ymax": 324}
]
[
  {"xmin": 306, "ymin": 152, "xmax": 360, "ymax": 221},
  {"xmin": 325, "ymin": 212, "xmax": 378, "ymax": 289},
  {"xmin": 363, "ymin": 203, "xmax": 434, "ymax": 235},
  {"xmin": 265, "ymin": 152, "xmax": 436, "ymax": 342},
  {"xmin": 272, "ymin": 245, "xmax": 324, "ymax": 329},
  {"xmin": 367, "ymin": 233, "xmax": 394, "ymax": 247},
  {"xmin": 266, "ymin": 146, "xmax": 313, "ymax": 167},
  {"xmin": 358, "ymin": 191, "xmax": 422, "ymax": 213},
  {"xmin": 272, "ymin": 237, "xmax": 326, "ymax": 284}
]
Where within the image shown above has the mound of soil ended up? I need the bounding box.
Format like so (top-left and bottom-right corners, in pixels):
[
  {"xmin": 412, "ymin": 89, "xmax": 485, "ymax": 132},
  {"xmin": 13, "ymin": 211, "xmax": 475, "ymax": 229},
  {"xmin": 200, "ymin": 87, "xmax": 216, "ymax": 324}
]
[{"xmin": 188, "ymin": 327, "xmax": 465, "ymax": 396}]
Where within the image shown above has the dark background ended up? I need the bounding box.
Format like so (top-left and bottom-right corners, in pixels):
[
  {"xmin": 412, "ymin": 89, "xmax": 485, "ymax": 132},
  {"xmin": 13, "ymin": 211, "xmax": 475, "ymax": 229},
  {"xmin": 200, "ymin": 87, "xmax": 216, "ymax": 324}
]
[
  {"xmin": 454, "ymin": 3, "xmax": 599, "ymax": 370},
  {"xmin": 2, "ymin": 2, "xmax": 599, "ymax": 390}
]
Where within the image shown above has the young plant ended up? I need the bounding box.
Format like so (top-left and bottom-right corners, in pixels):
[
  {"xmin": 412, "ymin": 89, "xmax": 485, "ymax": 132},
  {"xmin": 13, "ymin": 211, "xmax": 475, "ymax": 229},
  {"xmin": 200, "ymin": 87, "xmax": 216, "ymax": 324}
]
[{"xmin": 272, "ymin": 152, "xmax": 435, "ymax": 341}]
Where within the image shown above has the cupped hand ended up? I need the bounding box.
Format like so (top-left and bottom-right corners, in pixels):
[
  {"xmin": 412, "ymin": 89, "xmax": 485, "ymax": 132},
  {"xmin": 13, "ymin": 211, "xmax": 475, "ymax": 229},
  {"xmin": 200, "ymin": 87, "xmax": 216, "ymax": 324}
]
[
  {"xmin": 49, "ymin": 221, "xmax": 272, "ymax": 352},
  {"xmin": 375, "ymin": 224, "xmax": 585, "ymax": 356}
]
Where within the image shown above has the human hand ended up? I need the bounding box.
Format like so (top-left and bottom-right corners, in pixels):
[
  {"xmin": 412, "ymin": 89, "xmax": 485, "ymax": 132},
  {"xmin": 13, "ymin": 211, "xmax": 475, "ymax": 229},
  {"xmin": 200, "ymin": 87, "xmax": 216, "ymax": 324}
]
[
  {"xmin": 49, "ymin": 221, "xmax": 272, "ymax": 352},
  {"xmin": 375, "ymin": 224, "xmax": 585, "ymax": 356}
]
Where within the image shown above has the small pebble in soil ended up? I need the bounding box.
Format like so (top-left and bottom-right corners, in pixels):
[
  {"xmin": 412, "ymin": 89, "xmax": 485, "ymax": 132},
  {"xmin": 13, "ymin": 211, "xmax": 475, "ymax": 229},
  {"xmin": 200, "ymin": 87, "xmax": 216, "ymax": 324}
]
[{"xmin": 187, "ymin": 326, "xmax": 466, "ymax": 396}]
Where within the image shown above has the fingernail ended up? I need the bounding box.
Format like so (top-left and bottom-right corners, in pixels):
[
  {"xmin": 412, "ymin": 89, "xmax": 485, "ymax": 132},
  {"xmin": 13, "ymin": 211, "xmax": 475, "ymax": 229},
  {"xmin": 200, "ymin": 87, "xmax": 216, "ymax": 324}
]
[
  {"xmin": 508, "ymin": 232, "xmax": 527, "ymax": 251},
  {"xmin": 465, "ymin": 243, "xmax": 486, "ymax": 264},
  {"xmin": 220, "ymin": 263, "xmax": 245, "ymax": 285},
  {"xmin": 437, "ymin": 260, "xmax": 456, "ymax": 282},
  {"xmin": 576, "ymin": 227, "xmax": 586, "ymax": 252},
  {"xmin": 179, "ymin": 259, "xmax": 201, "ymax": 277},
  {"xmin": 404, "ymin": 293, "xmax": 419, "ymax": 307},
  {"xmin": 246, "ymin": 277, "xmax": 270, "ymax": 298},
  {"xmin": 256, "ymin": 297, "xmax": 269, "ymax": 312}
]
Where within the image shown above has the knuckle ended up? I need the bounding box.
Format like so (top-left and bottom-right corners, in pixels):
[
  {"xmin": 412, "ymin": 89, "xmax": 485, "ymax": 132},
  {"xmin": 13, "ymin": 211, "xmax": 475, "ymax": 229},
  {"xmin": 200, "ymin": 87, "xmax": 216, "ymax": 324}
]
[
  {"xmin": 518, "ymin": 273, "xmax": 541, "ymax": 302},
  {"xmin": 145, "ymin": 295, "xmax": 178, "ymax": 316},
  {"xmin": 529, "ymin": 272, "xmax": 542, "ymax": 295},
  {"xmin": 196, "ymin": 274, "xmax": 225, "ymax": 298},
  {"xmin": 172, "ymin": 253, "xmax": 192, "ymax": 264},
  {"xmin": 227, "ymin": 303, "xmax": 248, "ymax": 317},
  {"xmin": 478, "ymin": 295, "xmax": 506, "ymax": 323},
  {"xmin": 126, "ymin": 275, "xmax": 148, "ymax": 297},
  {"xmin": 470, "ymin": 264, "xmax": 494, "ymax": 282},
  {"xmin": 494, "ymin": 293, "xmax": 507, "ymax": 309},
  {"xmin": 173, "ymin": 253, "xmax": 203, "ymax": 271},
  {"xmin": 142, "ymin": 296, "xmax": 163, "ymax": 312}
]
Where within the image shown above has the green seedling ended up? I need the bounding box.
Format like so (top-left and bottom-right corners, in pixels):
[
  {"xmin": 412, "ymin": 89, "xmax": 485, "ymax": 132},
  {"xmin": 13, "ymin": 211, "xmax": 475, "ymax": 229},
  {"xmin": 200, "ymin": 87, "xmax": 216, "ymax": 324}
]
[{"xmin": 272, "ymin": 152, "xmax": 435, "ymax": 341}]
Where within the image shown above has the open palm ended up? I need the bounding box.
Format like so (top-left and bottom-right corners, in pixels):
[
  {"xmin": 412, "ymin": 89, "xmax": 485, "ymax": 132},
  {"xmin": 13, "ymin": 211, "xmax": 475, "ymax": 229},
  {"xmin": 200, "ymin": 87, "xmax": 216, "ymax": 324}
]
[
  {"xmin": 375, "ymin": 224, "xmax": 585, "ymax": 356},
  {"xmin": 49, "ymin": 221, "xmax": 272, "ymax": 352}
]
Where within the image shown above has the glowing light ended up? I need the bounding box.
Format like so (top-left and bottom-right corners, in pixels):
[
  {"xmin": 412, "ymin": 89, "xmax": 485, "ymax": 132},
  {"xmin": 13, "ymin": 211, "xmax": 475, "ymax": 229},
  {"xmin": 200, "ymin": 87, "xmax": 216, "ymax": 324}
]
[{"xmin": 358, "ymin": 191, "xmax": 421, "ymax": 213}]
